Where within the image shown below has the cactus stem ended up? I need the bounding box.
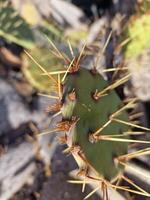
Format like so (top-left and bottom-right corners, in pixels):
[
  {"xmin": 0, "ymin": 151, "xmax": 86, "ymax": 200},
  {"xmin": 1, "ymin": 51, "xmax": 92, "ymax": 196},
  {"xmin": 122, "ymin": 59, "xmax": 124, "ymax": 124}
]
[
  {"xmin": 24, "ymin": 50, "xmax": 58, "ymax": 84},
  {"xmin": 41, "ymin": 39, "xmax": 150, "ymax": 198}
]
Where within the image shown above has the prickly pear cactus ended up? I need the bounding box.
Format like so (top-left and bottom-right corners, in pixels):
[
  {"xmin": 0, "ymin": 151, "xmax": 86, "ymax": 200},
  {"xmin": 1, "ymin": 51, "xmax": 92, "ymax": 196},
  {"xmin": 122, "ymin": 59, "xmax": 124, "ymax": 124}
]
[
  {"xmin": 122, "ymin": 1, "xmax": 150, "ymax": 101},
  {"xmin": 120, "ymin": 0, "xmax": 150, "ymax": 60},
  {"xmin": 0, "ymin": 1, "xmax": 35, "ymax": 49},
  {"xmin": 61, "ymin": 67, "xmax": 128, "ymax": 181},
  {"xmin": 35, "ymin": 41, "xmax": 150, "ymax": 199},
  {"xmin": 123, "ymin": 0, "xmax": 150, "ymax": 60},
  {"xmin": 23, "ymin": 47, "xmax": 64, "ymax": 93},
  {"xmin": 27, "ymin": 41, "xmax": 150, "ymax": 199},
  {"xmin": 124, "ymin": 13, "xmax": 150, "ymax": 59}
]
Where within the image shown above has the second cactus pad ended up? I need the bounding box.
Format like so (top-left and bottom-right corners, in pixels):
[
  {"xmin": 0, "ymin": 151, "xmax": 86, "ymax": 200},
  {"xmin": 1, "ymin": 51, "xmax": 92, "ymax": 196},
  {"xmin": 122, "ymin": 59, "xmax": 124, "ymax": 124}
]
[
  {"xmin": 124, "ymin": 13, "xmax": 150, "ymax": 59},
  {"xmin": 62, "ymin": 68, "xmax": 129, "ymax": 181}
]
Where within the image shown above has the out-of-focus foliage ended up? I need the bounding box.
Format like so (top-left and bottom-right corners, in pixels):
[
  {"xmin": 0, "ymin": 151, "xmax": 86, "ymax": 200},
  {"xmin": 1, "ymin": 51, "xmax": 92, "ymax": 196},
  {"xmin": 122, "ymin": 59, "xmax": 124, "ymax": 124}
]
[
  {"xmin": 0, "ymin": 0, "xmax": 86, "ymax": 94},
  {"xmin": 39, "ymin": 21, "xmax": 63, "ymax": 42},
  {"xmin": 122, "ymin": 0, "xmax": 150, "ymax": 60},
  {"xmin": 65, "ymin": 29, "xmax": 87, "ymax": 45},
  {"xmin": 16, "ymin": 1, "xmax": 41, "ymax": 26},
  {"xmin": 0, "ymin": 1, "xmax": 35, "ymax": 49},
  {"xmin": 125, "ymin": 13, "xmax": 150, "ymax": 59},
  {"xmin": 141, "ymin": 0, "xmax": 150, "ymax": 11},
  {"xmin": 23, "ymin": 47, "xmax": 64, "ymax": 93}
]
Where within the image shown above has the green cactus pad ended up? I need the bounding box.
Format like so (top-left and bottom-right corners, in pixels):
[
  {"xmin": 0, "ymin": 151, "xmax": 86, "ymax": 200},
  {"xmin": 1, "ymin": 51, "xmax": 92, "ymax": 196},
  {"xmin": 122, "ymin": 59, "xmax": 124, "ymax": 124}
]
[
  {"xmin": 0, "ymin": 2, "xmax": 35, "ymax": 49},
  {"xmin": 125, "ymin": 13, "xmax": 150, "ymax": 59},
  {"xmin": 62, "ymin": 68, "xmax": 129, "ymax": 181},
  {"xmin": 23, "ymin": 47, "xmax": 64, "ymax": 93}
]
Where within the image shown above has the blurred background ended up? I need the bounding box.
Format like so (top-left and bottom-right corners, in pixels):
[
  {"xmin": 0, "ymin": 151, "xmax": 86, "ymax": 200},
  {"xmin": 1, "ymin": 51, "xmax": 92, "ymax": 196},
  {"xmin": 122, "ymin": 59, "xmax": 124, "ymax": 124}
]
[{"xmin": 0, "ymin": 0, "xmax": 150, "ymax": 199}]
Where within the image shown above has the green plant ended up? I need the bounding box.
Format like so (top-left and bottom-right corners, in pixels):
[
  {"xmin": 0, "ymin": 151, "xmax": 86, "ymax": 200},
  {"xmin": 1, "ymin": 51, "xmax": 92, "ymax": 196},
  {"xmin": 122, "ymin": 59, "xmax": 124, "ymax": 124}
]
[
  {"xmin": 28, "ymin": 42, "xmax": 150, "ymax": 199},
  {"xmin": 124, "ymin": 13, "xmax": 150, "ymax": 59},
  {"xmin": 122, "ymin": 0, "xmax": 150, "ymax": 60},
  {"xmin": 23, "ymin": 47, "xmax": 64, "ymax": 93},
  {"xmin": 121, "ymin": 2, "xmax": 150, "ymax": 102},
  {"xmin": 0, "ymin": 1, "xmax": 35, "ymax": 49},
  {"xmin": 61, "ymin": 67, "xmax": 129, "ymax": 181},
  {"xmin": 23, "ymin": 38, "xmax": 79, "ymax": 93}
]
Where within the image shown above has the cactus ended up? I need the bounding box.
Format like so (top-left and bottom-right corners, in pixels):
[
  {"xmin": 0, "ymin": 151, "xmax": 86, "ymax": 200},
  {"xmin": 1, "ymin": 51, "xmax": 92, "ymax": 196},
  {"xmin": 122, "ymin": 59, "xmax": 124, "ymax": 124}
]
[
  {"xmin": 26, "ymin": 40, "xmax": 150, "ymax": 199},
  {"xmin": 23, "ymin": 47, "xmax": 65, "ymax": 93},
  {"xmin": 56, "ymin": 49, "xmax": 150, "ymax": 199},
  {"xmin": 61, "ymin": 67, "xmax": 129, "ymax": 181},
  {"xmin": 121, "ymin": 1, "xmax": 150, "ymax": 101},
  {"xmin": 0, "ymin": 1, "xmax": 35, "ymax": 49},
  {"xmin": 122, "ymin": 0, "xmax": 150, "ymax": 60},
  {"xmin": 124, "ymin": 13, "xmax": 150, "ymax": 59}
]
